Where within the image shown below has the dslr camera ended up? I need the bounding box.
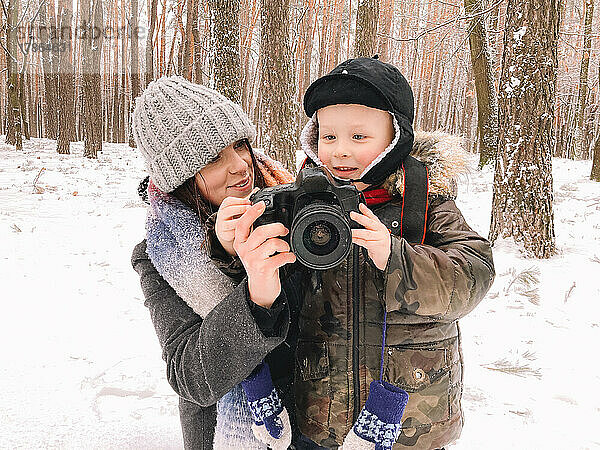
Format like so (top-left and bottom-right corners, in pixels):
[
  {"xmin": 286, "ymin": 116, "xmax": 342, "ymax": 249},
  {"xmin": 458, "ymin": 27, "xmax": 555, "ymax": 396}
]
[{"xmin": 251, "ymin": 167, "xmax": 363, "ymax": 270}]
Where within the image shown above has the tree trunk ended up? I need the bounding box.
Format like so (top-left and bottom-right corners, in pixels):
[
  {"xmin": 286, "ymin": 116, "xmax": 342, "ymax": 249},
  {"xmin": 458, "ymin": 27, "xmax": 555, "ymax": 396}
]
[
  {"xmin": 465, "ymin": 0, "xmax": 499, "ymax": 168},
  {"xmin": 18, "ymin": 71, "xmax": 30, "ymax": 139},
  {"xmin": 489, "ymin": 0, "xmax": 559, "ymax": 259},
  {"xmin": 297, "ymin": 0, "xmax": 315, "ymax": 102},
  {"xmin": 6, "ymin": 0, "xmax": 22, "ymax": 150},
  {"xmin": 354, "ymin": 0, "xmax": 378, "ymax": 58},
  {"xmin": 573, "ymin": 0, "xmax": 594, "ymax": 160},
  {"xmin": 130, "ymin": 0, "xmax": 140, "ymax": 147},
  {"xmin": 591, "ymin": 59, "xmax": 600, "ymax": 181},
  {"xmin": 591, "ymin": 136, "xmax": 600, "ymax": 181},
  {"xmin": 183, "ymin": 0, "xmax": 199, "ymax": 81},
  {"xmin": 208, "ymin": 0, "xmax": 241, "ymax": 101},
  {"xmin": 56, "ymin": 0, "xmax": 76, "ymax": 154},
  {"xmin": 120, "ymin": 0, "xmax": 128, "ymax": 143},
  {"xmin": 192, "ymin": 4, "xmax": 205, "ymax": 84},
  {"xmin": 377, "ymin": 0, "xmax": 394, "ymax": 61},
  {"xmin": 81, "ymin": 0, "xmax": 103, "ymax": 158},
  {"xmin": 318, "ymin": 0, "xmax": 330, "ymax": 77},
  {"xmin": 39, "ymin": 0, "xmax": 59, "ymax": 139},
  {"xmin": 260, "ymin": 0, "xmax": 297, "ymax": 173},
  {"xmin": 146, "ymin": 0, "xmax": 158, "ymax": 86}
]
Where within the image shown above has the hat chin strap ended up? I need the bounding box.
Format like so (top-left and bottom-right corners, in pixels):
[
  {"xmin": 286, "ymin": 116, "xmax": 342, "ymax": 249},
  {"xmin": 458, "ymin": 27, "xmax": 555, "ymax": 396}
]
[{"xmin": 299, "ymin": 112, "xmax": 403, "ymax": 185}]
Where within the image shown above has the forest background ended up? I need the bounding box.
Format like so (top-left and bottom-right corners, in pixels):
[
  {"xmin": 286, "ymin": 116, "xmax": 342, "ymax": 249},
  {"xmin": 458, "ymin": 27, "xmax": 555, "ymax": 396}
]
[{"xmin": 1, "ymin": 0, "xmax": 600, "ymax": 258}]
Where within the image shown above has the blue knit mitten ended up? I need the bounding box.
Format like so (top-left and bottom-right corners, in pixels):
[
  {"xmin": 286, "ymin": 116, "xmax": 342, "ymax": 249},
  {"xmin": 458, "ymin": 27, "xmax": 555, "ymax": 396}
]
[
  {"xmin": 241, "ymin": 362, "xmax": 292, "ymax": 450},
  {"xmin": 341, "ymin": 380, "xmax": 409, "ymax": 450}
]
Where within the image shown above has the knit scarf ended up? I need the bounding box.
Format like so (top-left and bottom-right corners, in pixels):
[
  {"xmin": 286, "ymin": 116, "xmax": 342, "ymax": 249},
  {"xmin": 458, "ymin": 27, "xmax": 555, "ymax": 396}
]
[{"xmin": 144, "ymin": 151, "xmax": 293, "ymax": 449}]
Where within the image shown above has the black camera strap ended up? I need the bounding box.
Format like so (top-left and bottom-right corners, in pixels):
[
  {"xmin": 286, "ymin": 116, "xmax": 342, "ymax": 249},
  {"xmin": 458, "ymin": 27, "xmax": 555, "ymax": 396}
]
[
  {"xmin": 400, "ymin": 155, "xmax": 429, "ymax": 245},
  {"xmin": 373, "ymin": 155, "xmax": 428, "ymax": 244}
]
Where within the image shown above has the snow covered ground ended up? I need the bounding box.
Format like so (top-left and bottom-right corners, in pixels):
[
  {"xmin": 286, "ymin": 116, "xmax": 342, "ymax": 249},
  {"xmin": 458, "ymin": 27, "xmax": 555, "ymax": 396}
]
[{"xmin": 1, "ymin": 137, "xmax": 598, "ymax": 449}]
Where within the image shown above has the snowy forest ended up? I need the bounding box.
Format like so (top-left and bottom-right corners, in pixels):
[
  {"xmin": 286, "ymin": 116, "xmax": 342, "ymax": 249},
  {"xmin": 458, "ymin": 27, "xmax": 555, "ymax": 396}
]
[{"xmin": 1, "ymin": 0, "xmax": 600, "ymax": 448}]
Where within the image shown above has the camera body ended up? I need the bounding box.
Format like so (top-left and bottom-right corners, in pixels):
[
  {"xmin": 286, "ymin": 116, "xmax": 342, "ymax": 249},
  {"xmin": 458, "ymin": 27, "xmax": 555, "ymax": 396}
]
[{"xmin": 251, "ymin": 166, "xmax": 364, "ymax": 270}]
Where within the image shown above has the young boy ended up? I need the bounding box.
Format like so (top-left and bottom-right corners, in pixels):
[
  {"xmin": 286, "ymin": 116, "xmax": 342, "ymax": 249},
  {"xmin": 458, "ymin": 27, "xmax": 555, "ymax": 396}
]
[
  {"xmin": 212, "ymin": 57, "xmax": 495, "ymax": 449},
  {"xmin": 290, "ymin": 57, "xmax": 495, "ymax": 449}
]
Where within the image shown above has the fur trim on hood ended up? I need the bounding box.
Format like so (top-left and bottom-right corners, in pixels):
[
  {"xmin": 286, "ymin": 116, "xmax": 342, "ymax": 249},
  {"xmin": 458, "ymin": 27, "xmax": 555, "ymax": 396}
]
[
  {"xmin": 299, "ymin": 121, "xmax": 470, "ymax": 199},
  {"xmin": 382, "ymin": 130, "xmax": 470, "ymax": 199}
]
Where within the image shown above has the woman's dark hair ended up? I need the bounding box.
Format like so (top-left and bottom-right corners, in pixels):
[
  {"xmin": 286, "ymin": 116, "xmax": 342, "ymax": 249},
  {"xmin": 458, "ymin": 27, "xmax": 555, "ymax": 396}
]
[{"xmin": 171, "ymin": 139, "xmax": 265, "ymax": 222}]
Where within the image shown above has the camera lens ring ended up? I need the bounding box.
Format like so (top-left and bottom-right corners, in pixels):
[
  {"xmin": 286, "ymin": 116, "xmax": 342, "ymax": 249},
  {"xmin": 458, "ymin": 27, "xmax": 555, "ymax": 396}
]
[{"xmin": 290, "ymin": 202, "xmax": 352, "ymax": 270}]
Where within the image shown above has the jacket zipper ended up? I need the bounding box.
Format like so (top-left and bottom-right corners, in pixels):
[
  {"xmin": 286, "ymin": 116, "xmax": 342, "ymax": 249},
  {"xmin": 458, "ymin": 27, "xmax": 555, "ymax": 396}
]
[{"xmin": 352, "ymin": 245, "xmax": 360, "ymax": 422}]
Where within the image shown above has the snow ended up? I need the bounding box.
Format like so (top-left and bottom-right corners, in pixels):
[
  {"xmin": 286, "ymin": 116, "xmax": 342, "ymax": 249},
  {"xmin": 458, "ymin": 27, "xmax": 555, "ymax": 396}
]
[{"xmin": 1, "ymin": 138, "xmax": 600, "ymax": 449}]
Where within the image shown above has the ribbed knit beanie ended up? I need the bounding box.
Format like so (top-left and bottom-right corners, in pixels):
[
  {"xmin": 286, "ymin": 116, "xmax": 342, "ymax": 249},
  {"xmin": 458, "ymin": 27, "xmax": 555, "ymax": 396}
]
[{"xmin": 131, "ymin": 75, "xmax": 256, "ymax": 193}]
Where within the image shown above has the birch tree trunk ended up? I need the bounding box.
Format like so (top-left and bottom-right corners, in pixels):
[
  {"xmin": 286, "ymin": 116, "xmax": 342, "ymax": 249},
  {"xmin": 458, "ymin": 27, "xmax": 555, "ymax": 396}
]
[
  {"xmin": 260, "ymin": 0, "xmax": 297, "ymax": 172},
  {"xmin": 489, "ymin": 0, "xmax": 559, "ymax": 258},
  {"xmin": 465, "ymin": 0, "xmax": 499, "ymax": 168},
  {"xmin": 81, "ymin": 0, "xmax": 103, "ymax": 158},
  {"xmin": 208, "ymin": 0, "xmax": 241, "ymax": 101},
  {"xmin": 354, "ymin": 0, "xmax": 378, "ymax": 57},
  {"xmin": 573, "ymin": 0, "xmax": 594, "ymax": 160}
]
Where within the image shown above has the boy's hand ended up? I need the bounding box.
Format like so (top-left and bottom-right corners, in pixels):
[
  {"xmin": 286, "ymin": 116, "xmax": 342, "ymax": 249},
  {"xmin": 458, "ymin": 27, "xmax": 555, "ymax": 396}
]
[
  {"xmin": 216, "ymin": 188, "xmax": 259, "ymax": 256},
  {"xmin": 350, "ymin": 203, "xmax": 391, "ymax": 271}
]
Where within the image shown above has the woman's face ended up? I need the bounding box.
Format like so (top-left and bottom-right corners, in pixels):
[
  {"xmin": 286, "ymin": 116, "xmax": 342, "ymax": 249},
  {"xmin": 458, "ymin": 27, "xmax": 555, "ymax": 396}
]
[{"xmin": 195, "ymin": 140, "xmax": 254, "ymax": 206}]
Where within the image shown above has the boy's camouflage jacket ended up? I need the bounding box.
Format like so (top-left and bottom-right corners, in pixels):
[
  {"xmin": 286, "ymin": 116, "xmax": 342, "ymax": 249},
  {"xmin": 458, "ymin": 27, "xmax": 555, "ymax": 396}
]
[{"xmin": 294, "ymin": 130, "xmax": 495, "ymax": 449}]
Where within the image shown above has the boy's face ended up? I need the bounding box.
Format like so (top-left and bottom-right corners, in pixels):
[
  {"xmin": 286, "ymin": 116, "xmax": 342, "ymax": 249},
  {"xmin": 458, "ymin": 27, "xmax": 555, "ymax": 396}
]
[{"xmin": 316, "ymin": 104, "xmax": 394, "ymax": 191}]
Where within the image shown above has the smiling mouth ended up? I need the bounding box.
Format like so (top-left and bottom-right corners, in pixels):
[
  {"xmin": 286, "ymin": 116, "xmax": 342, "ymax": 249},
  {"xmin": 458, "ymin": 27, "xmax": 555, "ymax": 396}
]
[
  {"xmin": 229, "ymin": 175, "xmax": 251, "ymax": 189},
  {"xmin": 333, "ymin": 166, "xmax": 358, "ymax": 175}
]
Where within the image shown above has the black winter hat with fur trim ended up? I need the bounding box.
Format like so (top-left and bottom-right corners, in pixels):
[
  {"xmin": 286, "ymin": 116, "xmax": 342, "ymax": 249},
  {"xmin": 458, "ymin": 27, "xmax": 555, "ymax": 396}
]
[{"xmin": 303, "ymin": 56, "xmax": 415, "ymax": 186}]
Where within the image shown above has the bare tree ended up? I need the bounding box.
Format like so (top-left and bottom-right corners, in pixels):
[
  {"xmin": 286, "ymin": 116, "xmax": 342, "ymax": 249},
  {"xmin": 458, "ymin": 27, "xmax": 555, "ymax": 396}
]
[
  {"xmin": 260, "ymin": 0, "xmax": 297, "ymax": 172},
  {"xmin": 591, "ymin": 137, "xmax": 600, "ymax": 181},
  {"xmin": 465, "ymin": 0, "xmax": 498, "ymax": 168},
  {"xmin": 146, "ymin": 0, "xmax": 158, "ymax": 86},
  {"xmin": 489, "ymin": 0, "xmax": 559, "ymax": 258},
  {"xmin": 5, "ymin": 0, "xmax": 22, "ymax": 150},
  {"xmin": 591, "ymin": 59, "xmax": 600, "ymax": 182},
  {"xmin": 183, "ymin": 0, "xmax": 199, "ymax": 81},
  {"xmin": 297, "ymin": 0, "xmax": 315, "ymax": 101},
  {"xmin": 354, "ymin": 0, "xmax": 378, "ymax": 57},
  {"xmin": 81, "ymin": 0, "xmax": 103, "ymax": 158},
  {"xmin": 573, "ymin": 0, "xmax": 594, "ymax": 159},
  {"xmin": 56, "ymin": 0, "xmax": 76, "ymax": 154},
  {"xmin": 377, "ymin": 0, "xmax": 394, "ymax": 61},
  {"xmin": 208, "ymin": 0, "xmax": 241, "ymax": 101},
  {"xmin": 130, "ymin": 0, "xmax": 140, "ymax": 147},
  {"xmin": 38, "ymin": 0, "xmax": 59, "ymax": 140}
]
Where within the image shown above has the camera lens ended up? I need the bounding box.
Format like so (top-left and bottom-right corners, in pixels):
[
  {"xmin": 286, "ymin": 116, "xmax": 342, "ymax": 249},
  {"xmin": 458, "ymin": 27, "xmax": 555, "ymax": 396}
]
[
  {"xmin": 290, "ymin": 202, "xmax": 352, "ymax": 270},
  {"xmin": 303, "ymin": 220, "xmax": 340, "ymax": 256}
]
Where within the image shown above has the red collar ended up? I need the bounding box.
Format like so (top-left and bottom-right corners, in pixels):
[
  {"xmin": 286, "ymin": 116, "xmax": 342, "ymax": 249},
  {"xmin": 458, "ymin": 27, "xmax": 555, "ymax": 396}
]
[{"xmin": 362, "ymin": 186, "xmax": 393, "ymax": 206}]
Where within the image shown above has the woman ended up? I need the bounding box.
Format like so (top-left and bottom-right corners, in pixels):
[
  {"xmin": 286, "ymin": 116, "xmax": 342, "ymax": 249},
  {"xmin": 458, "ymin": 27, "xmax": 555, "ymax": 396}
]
[{"xmin": 130, "ymin": 75, "xmax": 301, "ymax": 449}]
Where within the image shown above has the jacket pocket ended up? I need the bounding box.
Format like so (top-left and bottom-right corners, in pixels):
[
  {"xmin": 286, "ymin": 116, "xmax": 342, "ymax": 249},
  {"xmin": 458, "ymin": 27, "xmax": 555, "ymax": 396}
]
[
  {"xmin": 383, "ymin": 344, "xmax": 451, "ymax": 427},
  {"xmin": 294, "ymin": 340, "xmax": 331, "ymax": 432}
]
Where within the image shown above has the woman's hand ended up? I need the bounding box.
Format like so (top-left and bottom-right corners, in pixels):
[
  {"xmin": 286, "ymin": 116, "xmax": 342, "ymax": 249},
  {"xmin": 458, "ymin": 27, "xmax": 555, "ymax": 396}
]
[
  {"xmin": 215, "ymin": 189, "xmax": 258, "ymax": 256},
  {"xmin": 350, "ymin": 203, "xmax": 391, "ymax": 271},
  {"xmin": 233, "ymin": 201, "xmax": 297, "ymax": 308}
]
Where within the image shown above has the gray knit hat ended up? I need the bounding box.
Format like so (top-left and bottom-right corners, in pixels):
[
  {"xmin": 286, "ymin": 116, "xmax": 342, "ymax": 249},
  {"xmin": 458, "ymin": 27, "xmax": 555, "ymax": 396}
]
[{"xmin": 131, "ymin": 75, "xmax": 256, "ymax": 193}]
